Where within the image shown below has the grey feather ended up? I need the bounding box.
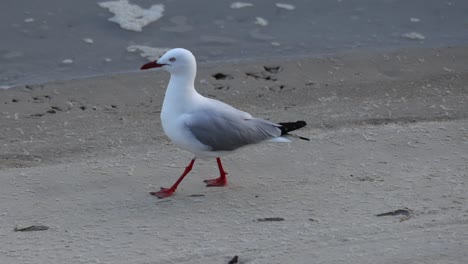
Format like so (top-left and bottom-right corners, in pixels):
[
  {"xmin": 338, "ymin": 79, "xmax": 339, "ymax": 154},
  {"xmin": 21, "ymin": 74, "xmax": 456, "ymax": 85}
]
[{"xmin": 185, "ymin": 109, "xmax": 281, "ymax": 151}]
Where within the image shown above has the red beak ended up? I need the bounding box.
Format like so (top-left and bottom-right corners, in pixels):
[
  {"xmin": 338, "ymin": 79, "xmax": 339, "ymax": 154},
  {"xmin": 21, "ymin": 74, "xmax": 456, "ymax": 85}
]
[{"xmin": 140, "ymin": 61, "xmax": 166, "ymax": 70}]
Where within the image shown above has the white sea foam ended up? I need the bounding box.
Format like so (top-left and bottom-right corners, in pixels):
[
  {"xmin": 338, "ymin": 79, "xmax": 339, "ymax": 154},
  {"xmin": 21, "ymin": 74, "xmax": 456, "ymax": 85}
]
[
  {"xmin": 83, "ymin": 38, "xmax": 94, "ymax": 44},
  {"xmin": 62, "ymin": 59, "xmax": 74, "ymax": 64},
  {"xmin": 230, "ymin": 2, "xmax": 253, "ymax": 9},
  {"xmin": 98, "ymin": 0, "xmax": 164, "ymax": 32},
  {"xmin": 255, "ymin": 17, "xmax": 268, "ymax": 26},
  {"xmin": 275, "ymin": 3, "xmax": 295, "ymax": 10},
  {"xmin": 127, "ymin": 45, "xmax": 170, "ymax": 61},
  {"xmin": 402, "ymin": 32, "xmax": 425, "ymax": 40}
]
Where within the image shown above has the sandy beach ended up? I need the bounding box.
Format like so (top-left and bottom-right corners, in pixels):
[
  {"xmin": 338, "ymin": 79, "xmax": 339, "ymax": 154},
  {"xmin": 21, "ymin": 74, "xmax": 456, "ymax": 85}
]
[{"xmin": 1, "ymin": 46, "xmax": 467, "ymax": 263}]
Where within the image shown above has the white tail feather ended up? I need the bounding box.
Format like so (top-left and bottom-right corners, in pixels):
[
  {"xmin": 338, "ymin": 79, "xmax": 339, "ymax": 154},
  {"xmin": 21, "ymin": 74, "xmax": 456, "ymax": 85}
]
[{"xmin": 266, "ymin": 136, "xmax": 292, "ymax": 143}]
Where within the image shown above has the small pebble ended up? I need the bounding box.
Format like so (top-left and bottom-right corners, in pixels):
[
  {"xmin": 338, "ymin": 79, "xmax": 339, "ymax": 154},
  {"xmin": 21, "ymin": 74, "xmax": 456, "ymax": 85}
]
[
  {"xmin": 14, "ymin": 225, "xmax": 49, "ymax": 232},
  {"xmin": 257, "ymin": 217, "xmax": 285, "ymax": 222}
]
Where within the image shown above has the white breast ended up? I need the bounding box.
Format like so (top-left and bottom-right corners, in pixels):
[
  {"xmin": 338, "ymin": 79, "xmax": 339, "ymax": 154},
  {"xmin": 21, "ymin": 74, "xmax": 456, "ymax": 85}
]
[{"xmin": 160, "ymin": 98, "xmax": 210, "ymax": 155}]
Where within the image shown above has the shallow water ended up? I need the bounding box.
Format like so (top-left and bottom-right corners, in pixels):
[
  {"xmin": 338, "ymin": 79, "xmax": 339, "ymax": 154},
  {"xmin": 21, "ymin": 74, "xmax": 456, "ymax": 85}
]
[{"xmin": 1, "ymin": 0, "xmax": 467, "ymax": 88}]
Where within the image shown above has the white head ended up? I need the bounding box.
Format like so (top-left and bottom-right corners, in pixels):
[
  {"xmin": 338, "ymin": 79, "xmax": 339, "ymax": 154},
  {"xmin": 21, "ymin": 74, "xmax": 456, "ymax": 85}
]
[{"xmin": 140, "ymin": 48, "xmax": 196, "ymax": 76}]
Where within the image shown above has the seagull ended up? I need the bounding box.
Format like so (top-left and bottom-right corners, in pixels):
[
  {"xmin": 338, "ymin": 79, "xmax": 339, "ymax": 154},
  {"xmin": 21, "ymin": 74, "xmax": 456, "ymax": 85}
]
[{"xmin": 140, "ymin": 48, "xmax": 307, "ymax": 198}]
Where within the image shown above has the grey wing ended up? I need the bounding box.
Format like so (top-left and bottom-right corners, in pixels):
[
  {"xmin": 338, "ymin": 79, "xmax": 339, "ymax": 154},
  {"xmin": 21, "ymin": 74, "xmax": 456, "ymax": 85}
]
[{"xmin": 185, "ymin": 109, "xmax": 281, "ymax": 151}]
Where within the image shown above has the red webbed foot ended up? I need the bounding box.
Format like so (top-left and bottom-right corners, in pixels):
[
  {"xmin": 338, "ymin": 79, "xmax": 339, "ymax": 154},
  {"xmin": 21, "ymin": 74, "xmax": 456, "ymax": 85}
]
[
  {"xmin": 203, "ymin": 176, "xmax": 227, "ymax": 187},
  {"xmin": 204, "ymin": 158, "xmax": 228, "ymax": 187},
  {"xmin": 150, "ymin": 187, "xmax": 175, "ymax": 199}
]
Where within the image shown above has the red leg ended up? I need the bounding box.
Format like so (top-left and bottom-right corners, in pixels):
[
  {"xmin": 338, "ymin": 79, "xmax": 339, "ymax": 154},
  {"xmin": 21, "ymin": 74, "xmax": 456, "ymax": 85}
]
[
  {"xmin": 203, "ymin": 158, "xmax": 228, "ymax": 187},
  {"xmin": 151, "ymin": 159, "xmax": 195, "ymax": 198}
]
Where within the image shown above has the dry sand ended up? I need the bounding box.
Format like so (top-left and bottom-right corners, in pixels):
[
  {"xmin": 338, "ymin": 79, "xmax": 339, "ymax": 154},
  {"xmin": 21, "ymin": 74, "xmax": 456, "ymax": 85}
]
[{"xmin": 1, "ymin": 46, "xmax": 467, "ymax": 263}]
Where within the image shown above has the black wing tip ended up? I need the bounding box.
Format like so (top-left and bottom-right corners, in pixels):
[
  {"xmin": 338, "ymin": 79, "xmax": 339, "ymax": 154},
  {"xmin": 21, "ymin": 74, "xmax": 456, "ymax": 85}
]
[
  {"xmin": 278, "ymin": 120, "xmax": 307, "ymax": 134},
  {"xmin": 296, "ymin": 120, "xmax": 307, "ymax": 128},
  {"xmin": 280, "ymin": 120, "xmax": 307, "ymax": 126}
]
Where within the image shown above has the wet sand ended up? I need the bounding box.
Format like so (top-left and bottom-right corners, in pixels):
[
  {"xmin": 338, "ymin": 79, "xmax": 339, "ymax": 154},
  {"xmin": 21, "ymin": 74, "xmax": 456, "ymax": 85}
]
[
  {"xmin": 1, "ymin": 46, "xmax": 467, "ymax": 263},
  {"xmin": 2, "ymin": 0, "xmax": 468, "ymax": 87}
]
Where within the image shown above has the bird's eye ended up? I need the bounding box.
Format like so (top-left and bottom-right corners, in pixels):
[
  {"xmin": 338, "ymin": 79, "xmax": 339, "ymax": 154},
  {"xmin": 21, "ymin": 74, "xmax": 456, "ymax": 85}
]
[{"xmin": 169, "ymin": 57, "xmax": 176, "ymax": 62}]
